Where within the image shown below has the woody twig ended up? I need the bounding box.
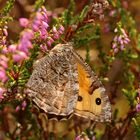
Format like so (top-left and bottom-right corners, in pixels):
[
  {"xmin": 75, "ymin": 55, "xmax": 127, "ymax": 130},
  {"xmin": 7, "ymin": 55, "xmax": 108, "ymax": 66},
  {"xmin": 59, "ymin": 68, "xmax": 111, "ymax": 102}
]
[{"xmin": 65, "ymin": 0, "xmax": 109, "ymax": 41}]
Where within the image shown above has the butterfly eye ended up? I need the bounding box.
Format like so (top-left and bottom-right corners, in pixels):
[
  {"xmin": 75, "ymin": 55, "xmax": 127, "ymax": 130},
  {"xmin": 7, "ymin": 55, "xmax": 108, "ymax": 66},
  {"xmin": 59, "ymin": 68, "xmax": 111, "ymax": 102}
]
[
  {"xmin": 95, "ymin": 98, "xmax": 101, "ymax": 105},
  {"xmin": 78, "ymin": 96, "xmax": 83, "ymax": 101}
]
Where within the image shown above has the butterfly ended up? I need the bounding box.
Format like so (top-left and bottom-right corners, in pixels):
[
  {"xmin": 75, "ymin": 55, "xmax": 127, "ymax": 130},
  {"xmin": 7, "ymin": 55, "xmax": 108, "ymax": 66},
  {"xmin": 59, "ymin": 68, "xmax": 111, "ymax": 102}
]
[{"xmin": 25, "ymin": 43, "xmax": 111, "ymax": 122}]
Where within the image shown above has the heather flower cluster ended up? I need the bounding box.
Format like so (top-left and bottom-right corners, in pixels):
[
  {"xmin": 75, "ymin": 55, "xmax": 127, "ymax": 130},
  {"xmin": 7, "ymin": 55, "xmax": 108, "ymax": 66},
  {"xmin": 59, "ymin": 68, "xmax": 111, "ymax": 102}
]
[
  {"xmin": 10, "ymin": 30, "xmax": 34, "ymax": 62},
  {"xmin": 0, "ymin": 27, "xmax": 34, "ymax": 86},
  {"xmin": 20, "ymin": 6, "xmax": 64, "ymax": 52},
  {"xmin": 15, "ymin": 100, "xmax": 27, "ymax": 112},
  {"xmin": 112, "ymin": 27, "xmax": 130, "ymax": 53},
  {"xmin": 0, "ymin": 25, "xmax": 8, "ymax": 82},
  {"xmin": 0, "ymin": 6, "xmax": 65, "ymax": 100},
  {"xmin": 0, "ymin": 25, "xmax": 9, "ymax": 99},
  {"xmin": 92, "ymin": 0, "xmax": 109, "ymax": 20}
]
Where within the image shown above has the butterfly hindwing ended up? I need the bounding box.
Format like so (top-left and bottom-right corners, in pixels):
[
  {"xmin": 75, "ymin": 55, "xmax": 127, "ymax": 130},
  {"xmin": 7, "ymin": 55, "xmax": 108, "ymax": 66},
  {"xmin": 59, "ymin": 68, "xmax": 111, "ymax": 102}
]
[
  {"xmin": 25, "ymin": 44, "xmax": 79, "ymax": 116},
  {"xmin": 73, "ymin": 51, "xmax": 111, "ymax": 122}
]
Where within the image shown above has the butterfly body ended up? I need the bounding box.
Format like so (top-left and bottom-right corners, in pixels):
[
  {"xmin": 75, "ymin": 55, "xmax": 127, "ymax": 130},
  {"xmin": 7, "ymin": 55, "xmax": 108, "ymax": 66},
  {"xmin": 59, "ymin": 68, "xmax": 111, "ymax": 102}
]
[{"xmin": 25, "ymin": 43, "xmax": 111, "ymax": 122}]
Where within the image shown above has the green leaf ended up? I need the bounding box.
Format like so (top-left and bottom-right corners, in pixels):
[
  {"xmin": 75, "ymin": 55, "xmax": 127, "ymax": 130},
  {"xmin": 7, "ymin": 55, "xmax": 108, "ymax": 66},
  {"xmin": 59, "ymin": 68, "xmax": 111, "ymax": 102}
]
[
  {"xmin": 62, "ymin": 9, "xmax": 69, "ymax": 26},
  {"xmin": 62, "ymin": 0, "xmax": 76, "ymax": 26},
  {"xmin": 122, "ymin": 88, "xmax": 137, "ymax": 107},
  {"xmin": 137, "ymin": 34, "xmax": 140, "ymax": 49},
  {"xmin": 116, "ymin": 0, "xmax": 121, "ymax": 8},
  {"xmin": 132, "ymin": 118, "xmax": 140, "ymax": 139},
  {"xmin": 108, "ymin": 0, "xmax": 116, "ymax": 7},
  {"xmin": 79, "ymin": 5, "xmax": 89, "ymax": 22},
  {"xmin": 129, "ymin": 54, "xmax": 138, "ymax": 59},
  {"xmin": 34, "ymin": 0, "xmax": 45, "ymax": 11},
  {"xmin": 0, "ymin": 0, "xmax": 15, "ymax": 16}
]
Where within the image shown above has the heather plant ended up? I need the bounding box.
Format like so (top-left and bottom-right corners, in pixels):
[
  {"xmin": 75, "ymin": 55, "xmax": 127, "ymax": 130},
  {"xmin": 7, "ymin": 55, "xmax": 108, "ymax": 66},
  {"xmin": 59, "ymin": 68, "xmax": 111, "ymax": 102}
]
[{"xmin": 0, "ymin": 0, "xmax": 140, "ymax": 140}]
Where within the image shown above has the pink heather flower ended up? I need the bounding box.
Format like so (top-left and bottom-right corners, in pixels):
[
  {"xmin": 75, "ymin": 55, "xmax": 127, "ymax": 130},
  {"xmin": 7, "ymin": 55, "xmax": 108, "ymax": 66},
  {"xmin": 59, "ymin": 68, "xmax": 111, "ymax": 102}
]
[
  {"xmin": 19, "ymin": 18, "xmax": 29, "ymax": 28},
  {"xmin": 22, "ymin": 100, "xmax": 27, "ymax": 110},
  {"xmin": 36, "ymin": 12, "xmax": 43, "ymax": 20},
  {"xmin": 39, "ymin": 28, "xmax": 47, "ymax": 39},
  {"xmin": 1, "ymin": 37, "xmax": 6, "ymax": 45},
  {"xmin": 45, "ymin": 10, "xmax": 52, "ymax": 17},
  {"xmin": 3, "ymin": 28, "xmax": 8, "ymax": 36},
  {"xmin": 40, "ymin": 34, "xmax": 47, "ymax": 40},
  {"xmin": 47, "ymin": 37, "xmax": 54, "ymax": 47},
  {"xmin": 58, "ymin": 25, "xmax": 65, "ymax": 34},
  {"xmin": 1, "ymin": 47, "xmax": 8, "ymax": 54},
  {"xmin": 75, "ymin": 136, "xmax": 82, "ymax": 140},
  {"xmin": 13, "ymin": 51, "xmax": 28, "ymax": 62},
  {"xmin": 0, "ymin": 55, "xmax": 8, "ymax": 71},
  {"xmin": 0, "ymin": 55, "xmax": 8, "ymax": 62},
  {"xmin": 15, "ymin": 105, "xmax": 20, "ymax": 112},
  {"xmin": 42, "ymin": 12, "xmax": 49, "ymax": 23},
  {"xmin": 114, "ymin": 28, "xmax": 118, "ymax": 33},
  {"xmin": 0, "ymin": 60, "xmax": 8, "ymax": 69},
  {"xmin": 104, "ymin": 23, "xmax": 110, "ymax": 33},
  {"xmin": 42, "ymin": 21, "xmax": 49, "ymax": 29},
  {"xmin": 32, "ymin": 24, "xmax": 39, "ymax": 32},
  {"xmin": 49, "ymin": 37, "xmax": 54, "ymax": 43},
  {"xmin": 120, "ymin": 45, "xmax": 125, "ymax": 50},
  {"xmin": 92, "ymin": 136, "xmax": 96, "ymax": 140},
  {"xmin": 114, "ymin": 48, "xmax": 119, "ymax": 53},
  {"xmin": 22, "ymin": 40, "xmax": 33, "ymax": 49},
  {"xmin": 32, "ymin": 18, "xmax": 41, "ymax": 31},
  {"xmin": 0, "ymin": 87, "xmax": 5, "ymax": 99},
  {"xmin": 42, "ymin": 7, "xmax": 49, "ymax": 16},
  {"xmin": 17, "ymin": 30, "xmax": 34, "ymax": 54},
  {"xmin": 0, "ymin": 68, "xmax": 8, "ymax": 83},
  {"xmin": 47, "ymin": 40, "xmax": 52, "ymax": 47},
  {"xmin": 22, "ymin": 30, "xmax": 34, "ymax": 40},
  {"xmin": 75, "ymin": 132, "xmax": 90, "ymax": 140},
  {"xmin": 124, "ymin": 38, "xmax": 130, "ymax": 44},
  {"xmin": 17, "ymin": 43, "xmax": 29, "ymax": 54},
  {"xmin": 136, "ymin": 104, "xmax": 140, "ymax": 112},
  {"xmin": 32, "ymin": 8, "xmax": 50, "ymax": 40},
  {"xmin": 52, "ymin": 26, "xmax": 57, "ymax": 33},
  {"xmin": 40, "ymin": 44, "xmax": 48, "ymax": 52},
  {"xmin": 53, "ymin": 33, "xmax": 60, "ymax": 40},
  {"xmin": 75, "ymin": 135, "xmax": 90, "ymax": 140},
  {"xmin": 117, "ymin": 35, "xmax": 122, "ymax": 42},
  {"xmin": 109, "ymin": 10, "xmax": 116, "ymax": 17},
  {"xmin": 114, "ymin": 36, "xmax": 118, "ymax": 42},
  {"xmin": 41, "ymin": 6, "xmax": 47, "ymax": 13},
  {"xmin": 112, "ymin": 43, "xmax": 117, "ymax": 49},
  {"xmin": 112, "ymin": 27, "xmax": 130, "ymax": 53},
  {"xmin": 18, "ymin": 39, "xmax": 33, "ymax": 53},
  {"xmin": 34, "ymin": 18, "xmax": 41, "ymax": 26},
  {"xmin": 41, "ymin": 6, "xmax": 50, "ymax": 18},
  {"xmin": 8, "ymin": 44, "xmax": 17, "ymax": 53},
  {"xmin": 121, "ymin": 28, "xmax": 128, "ymax": 37}
]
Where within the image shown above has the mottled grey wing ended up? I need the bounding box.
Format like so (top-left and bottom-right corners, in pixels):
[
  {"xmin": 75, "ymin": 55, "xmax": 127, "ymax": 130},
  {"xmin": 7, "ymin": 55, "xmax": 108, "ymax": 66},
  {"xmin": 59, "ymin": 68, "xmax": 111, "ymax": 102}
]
[{"xmin": 25, "ymin": 44, "xmax": 79, "ymax": 116}]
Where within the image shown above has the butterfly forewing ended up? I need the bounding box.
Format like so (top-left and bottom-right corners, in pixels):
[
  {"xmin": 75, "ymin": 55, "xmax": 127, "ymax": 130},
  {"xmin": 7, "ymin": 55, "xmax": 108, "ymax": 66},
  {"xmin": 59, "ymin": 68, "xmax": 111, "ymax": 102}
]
[{"xmin": 25, "ymin": 44, "xmax": 79, "ymax": 116}]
